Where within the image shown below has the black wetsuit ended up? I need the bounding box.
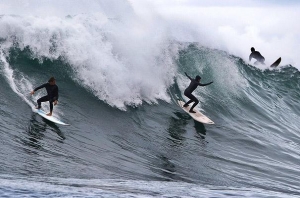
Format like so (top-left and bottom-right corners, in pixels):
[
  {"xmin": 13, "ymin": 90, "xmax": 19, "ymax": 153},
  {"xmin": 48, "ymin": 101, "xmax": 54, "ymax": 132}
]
[
  {"xmin": 184, "ymin": 73, "xmax": 212, "ymax": 112},
  {"xmin": 34, "ymin": 83, "xmax": 59, "ymax": 111},
  {"xmin": 249, "ymin": 51, "xmax": 265, "ymax": 64}
]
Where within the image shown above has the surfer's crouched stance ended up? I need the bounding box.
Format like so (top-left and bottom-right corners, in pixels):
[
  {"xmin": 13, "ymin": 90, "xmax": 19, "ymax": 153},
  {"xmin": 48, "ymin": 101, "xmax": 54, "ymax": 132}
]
[
  {"xmin": 30, "ymin": 77, "xmax": 59, "ymax": 116},
  {"xmin": 183, "ymin": 72, "xmax": 213, "ymax": 113},
  {"xmin": 249, "ymin": 47, "xmax": 265, "ymax": 65}
]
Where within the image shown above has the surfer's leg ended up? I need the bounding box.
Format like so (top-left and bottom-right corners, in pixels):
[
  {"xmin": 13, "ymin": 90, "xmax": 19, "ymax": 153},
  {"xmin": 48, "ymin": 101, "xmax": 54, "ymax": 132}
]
[
  {"xmin": 37, "ymin": 96, "xmax": 49, "ymax": 109},
  {"xmin": 47, "ymin": 99, "xmax": 54, "ymax": 116},
  {"xmin": 49, "ymin": 101, "xmax": 53, "ymax": 112},
  {"xmin": 183, "ymin": 92, "xmax": 194, "ymax": 107},
  {"xmin": 189, "ymin": 94, "xmax": 199, "ymax": 113},
  {"xmin": 183, "ymin": 100, "xmax": 193, "ymax": 107}
]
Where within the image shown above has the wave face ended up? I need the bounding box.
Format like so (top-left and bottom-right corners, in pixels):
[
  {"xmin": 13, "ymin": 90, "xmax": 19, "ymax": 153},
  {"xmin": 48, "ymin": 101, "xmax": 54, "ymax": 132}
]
[
  {"xmin": 0, "ymin": 13, "xmax": 176, "ymax": 109},
  {"xmin": 0, "ymin": 0, "xmax": 300, "ymax": 197}
]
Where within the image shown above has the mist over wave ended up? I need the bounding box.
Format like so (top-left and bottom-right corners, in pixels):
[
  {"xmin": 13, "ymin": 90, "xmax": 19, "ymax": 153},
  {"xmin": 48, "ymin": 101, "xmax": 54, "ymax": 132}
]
[
  {"xmin": 0, "ymin": 13, "xmax": 176, "ymax": 109},
  {"xmin": 0, "ymin": 0, "xmax": 299, "ymax": 109},
  {"xmin": 132, "ymin": 0, "xmax": 300, "ymax": 68}
]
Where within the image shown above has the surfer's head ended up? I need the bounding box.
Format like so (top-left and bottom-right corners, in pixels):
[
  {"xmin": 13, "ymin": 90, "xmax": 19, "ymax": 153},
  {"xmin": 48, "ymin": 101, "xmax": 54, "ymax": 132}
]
[
  {"xmin": 251, "ymin": 47, "xmax": 255, "ymax": 52},
  {"xmin": 48, "ymin": 77, "xmax": 56, "ymax": 85},
  {"xmin": 195, "ymin": 75, "xmax": 201, "ymax": 82}
]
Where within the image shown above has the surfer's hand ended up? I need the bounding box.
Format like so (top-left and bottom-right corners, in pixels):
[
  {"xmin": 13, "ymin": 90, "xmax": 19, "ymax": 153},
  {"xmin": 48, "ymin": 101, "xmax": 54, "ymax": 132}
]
[
  {"xmin": 54, "ymin": 100, "xmax": 58, "ymax": 106},
  {"xmin": 210, "ymin": 81, "xmax": 213, "ymax": 84},
  {"xmin": 30, "ymin": 91, "xmax": 35, "ymax": 95}
]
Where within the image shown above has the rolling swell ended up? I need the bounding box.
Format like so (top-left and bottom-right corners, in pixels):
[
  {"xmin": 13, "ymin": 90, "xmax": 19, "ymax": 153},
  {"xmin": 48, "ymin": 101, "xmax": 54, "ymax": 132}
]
[{"xmin": 0, "ymin": 30, "xmax": 300, "ymax": 197}]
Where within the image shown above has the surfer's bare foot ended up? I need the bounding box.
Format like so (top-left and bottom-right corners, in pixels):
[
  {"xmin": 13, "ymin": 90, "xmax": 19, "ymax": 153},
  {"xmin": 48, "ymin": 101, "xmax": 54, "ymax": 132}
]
[
  {"xmin": 35, "ymin": 106, "xmax": 41, "ymax": 109},
  {"xmin": 46, "ymin": 112, "xmax": 52, "ymax": 116},
  {"xmin": 189, "ymin": 110, "xmax": 196, "ymax": 113}
]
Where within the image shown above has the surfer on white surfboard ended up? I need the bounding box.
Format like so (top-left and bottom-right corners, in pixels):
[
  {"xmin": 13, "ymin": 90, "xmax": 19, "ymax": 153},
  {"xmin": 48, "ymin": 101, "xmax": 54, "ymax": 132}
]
[
  {"xmin": 30, "ymin": 77, "xmax": 59, "ymax": 116},
  {"xmin": 183, "ymin": 72, "xmax": 213, "ymax": 113},
  {"xmin": 249, "ymin": 47, "xmax": 265, "ymax": 65}
]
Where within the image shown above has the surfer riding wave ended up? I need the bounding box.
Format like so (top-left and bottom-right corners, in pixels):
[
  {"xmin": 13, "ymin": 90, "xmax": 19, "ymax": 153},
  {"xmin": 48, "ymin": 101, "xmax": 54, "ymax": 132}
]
[
  {"xmin": 30, "ymin": 77, "xmax": 59, "ymax": 116},
  {"xmin": 183, "ymin": 72, "xmax": 213, "ymax": 113},
  {"xmin": 249, "ymin": 47, "xmax": 265, "ymax": 65}
]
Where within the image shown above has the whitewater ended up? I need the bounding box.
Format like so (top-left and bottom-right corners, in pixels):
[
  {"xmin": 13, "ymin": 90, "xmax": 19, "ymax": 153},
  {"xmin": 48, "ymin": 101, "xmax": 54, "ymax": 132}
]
[{"xmin": 0, "ymin": 0, "xmax": 300, "ymax": 197}]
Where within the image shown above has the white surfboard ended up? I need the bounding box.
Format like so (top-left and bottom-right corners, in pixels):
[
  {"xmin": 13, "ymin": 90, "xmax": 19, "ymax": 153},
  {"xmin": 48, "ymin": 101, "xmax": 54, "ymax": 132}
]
[
  {"xmin": 178, "ymin": 100, "xmax": 214, "ymax": 124},
  {"xmin": 33, "ymin": 108, "xmax": 69, "ymax": 126}
]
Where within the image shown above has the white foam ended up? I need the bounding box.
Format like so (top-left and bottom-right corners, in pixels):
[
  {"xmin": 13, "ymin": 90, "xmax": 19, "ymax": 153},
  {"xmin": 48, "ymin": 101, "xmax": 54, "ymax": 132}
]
[
  {"xmin": 0, "ymin": 7, "xmax": 177, "ymax": 109},
  {"xmin": 0, "ymin": 51, "xmax": 33, "ymax": 106},
  {"xmin": 0, "ymin": 1, "xmax": 299, "ymax": 109},
  {"xmin": 141, "ymin": 1, "xmax": 300, "ymax": 68},
  {"xmin": 0, "ymin": 51, "xmax": 63, "ymax": 115}
]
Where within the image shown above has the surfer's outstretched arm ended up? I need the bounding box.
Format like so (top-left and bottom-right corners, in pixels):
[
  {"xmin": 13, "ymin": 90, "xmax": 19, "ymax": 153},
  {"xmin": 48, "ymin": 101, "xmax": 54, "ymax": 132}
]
[
  {"xmin": 184, "ymin": 72, "xmax": 192, "ymax": 80},
  {"xmin": 34, "ymin": 83, "xmax": 47, "ymax": 91},
  {"xmin": 199, "ymin": 81, "xmax": 213, "ymax": 86},
  {"xmin": 30, "ymin": 83, "xmax": 47, "ymax": 95}
]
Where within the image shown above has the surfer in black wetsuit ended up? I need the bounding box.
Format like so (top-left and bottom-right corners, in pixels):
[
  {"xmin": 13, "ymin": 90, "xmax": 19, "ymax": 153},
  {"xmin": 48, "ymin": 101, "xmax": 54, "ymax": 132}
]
[
  {"xmin": 183, "ymin": 72, "xmax": 213, "ymax": 113},
  {"xmin": 30, "ymin": 77, "xmax": 58, "ymax": 116},
  {"xmin": 249, "ymin": 47, "xmax": 265, "ymax": 65}
]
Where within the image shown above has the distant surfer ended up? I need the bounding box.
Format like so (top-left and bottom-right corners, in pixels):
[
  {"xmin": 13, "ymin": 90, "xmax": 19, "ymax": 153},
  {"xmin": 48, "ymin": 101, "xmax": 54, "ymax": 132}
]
[
  {"xmin": 249, "ymin": 47, "xmax": 265, "ymax": 65},
  {"xmin": 30, "ymin": 77, "xmax": 58, "ymax": 116},
  {"xmin": 183, "ymin": 72, "xmax": 213, "ymax": 113}
]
